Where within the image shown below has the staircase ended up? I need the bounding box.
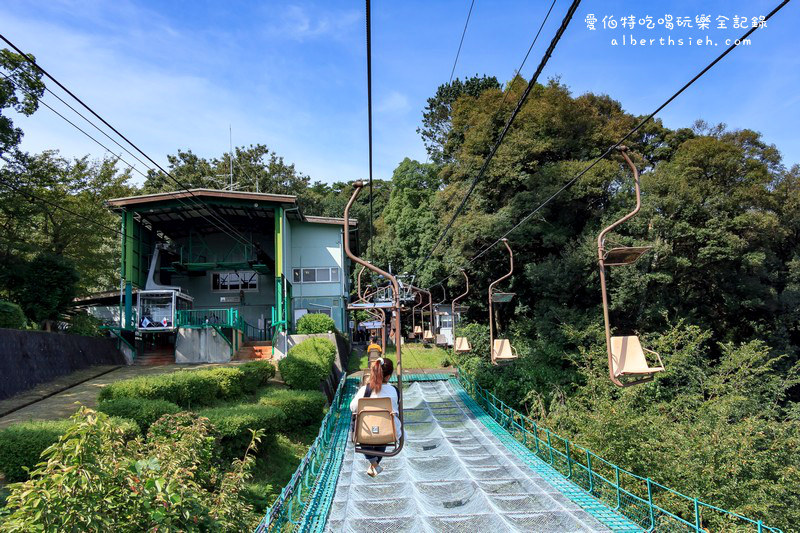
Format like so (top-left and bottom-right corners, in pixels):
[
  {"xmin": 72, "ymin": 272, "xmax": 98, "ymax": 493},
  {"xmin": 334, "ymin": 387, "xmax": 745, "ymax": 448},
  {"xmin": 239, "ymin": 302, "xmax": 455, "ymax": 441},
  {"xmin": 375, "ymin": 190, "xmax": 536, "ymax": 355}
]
[
  {"xmin": 235, "ymin": 340, "xmax": 272, "ymax": 361},
  {"xmin": 135, "ymin": 347, "xmax": 175, "ymax": 366}
]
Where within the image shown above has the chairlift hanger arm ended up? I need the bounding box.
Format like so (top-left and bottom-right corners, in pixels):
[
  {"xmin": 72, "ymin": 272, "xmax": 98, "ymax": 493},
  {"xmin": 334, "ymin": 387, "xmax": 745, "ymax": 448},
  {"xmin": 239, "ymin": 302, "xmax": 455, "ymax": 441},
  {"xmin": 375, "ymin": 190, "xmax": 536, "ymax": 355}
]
[
  {"xmin": 597, "ymin": 147, "xmax": 643, "ymax": 253},
  {"xmin": 343, "ymin": 181, "xmax": 404, "ymax": 457},
  {"xmin": 489, "ymin": 239, "xmax": 514, "ymax": 365}
]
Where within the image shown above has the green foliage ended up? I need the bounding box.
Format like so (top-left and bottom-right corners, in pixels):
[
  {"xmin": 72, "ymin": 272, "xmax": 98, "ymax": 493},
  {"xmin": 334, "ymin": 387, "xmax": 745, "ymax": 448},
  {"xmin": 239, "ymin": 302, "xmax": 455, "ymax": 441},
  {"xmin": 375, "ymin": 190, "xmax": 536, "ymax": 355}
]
[
  {"xmin": 13, "ymin": 253, "xmax": 79, "ymax": 325},
  {"xmin": 0, "ymin": 416, "xmax": 138, "ymax": 483},
  {"xmin": 0, "ymin": 300, "xmax": 26, "ymax": 329},
  {"xmin": 296, "ymin": 313, "xmax": 336, "ymax": 334},
  {"xmin": 257, "ymin": 388, "xmax": 326, "ymax": 432},
  {"xmin": 67, "ymin": 311, "xmax": 103, "ymax": 337},
  {"xmin": 98, "ymin": 365, "xmax": 270, "ymax": 408},
  {"xmin": 199, "ymin": 404, "xmax": 283, "ymax": 460},
  {"xmin": 239, "ymin": 360, "xmax": 277, "ymax": 390},
  {"xmin": 0, "ymin": 409, "xmax": 261, "ymax": 531},
  {"xmin": 0, "ymin": 48, "xmax": 44, "ymax": 155},
  {"xmin": 278, "ymin": 337, "xmax": 336, "ymax": 390},
  {"xmin": 0, "ymin": 151, "xmax": 138, "ymax": 298},
  {"xmin": 97, "ymin": 398, "xmax": 182, "ymax": 434}
]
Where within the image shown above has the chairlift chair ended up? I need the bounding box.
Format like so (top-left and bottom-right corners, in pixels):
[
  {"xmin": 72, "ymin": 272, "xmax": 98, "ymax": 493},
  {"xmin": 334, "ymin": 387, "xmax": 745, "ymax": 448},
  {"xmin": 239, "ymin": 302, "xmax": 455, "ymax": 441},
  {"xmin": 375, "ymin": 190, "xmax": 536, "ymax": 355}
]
[
  {"xmin": 489, "ymin": 239, "xmax": 518, "ymax": 365},
  {"xmin": 352, "ymin": 396, "xmax": 398, "ymax": 447},
  {"xmin": 452, "ymin": 269, "xmax": 472, "ymax": 354},
  {"xmin": 597, "ymin": 147, "xmax": 664, "ymax": 387},
  {"xmin": 343, "ymin": 181, "xmax": 404, "ymax": 458}
]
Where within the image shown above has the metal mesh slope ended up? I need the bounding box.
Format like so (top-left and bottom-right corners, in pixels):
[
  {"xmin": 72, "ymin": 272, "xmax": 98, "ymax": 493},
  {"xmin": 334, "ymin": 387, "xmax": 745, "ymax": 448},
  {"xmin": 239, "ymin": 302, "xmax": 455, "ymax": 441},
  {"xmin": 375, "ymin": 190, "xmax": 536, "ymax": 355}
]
[{"xmin": 325, "ymin": 380, "xmax": 635, "ymax": 532}]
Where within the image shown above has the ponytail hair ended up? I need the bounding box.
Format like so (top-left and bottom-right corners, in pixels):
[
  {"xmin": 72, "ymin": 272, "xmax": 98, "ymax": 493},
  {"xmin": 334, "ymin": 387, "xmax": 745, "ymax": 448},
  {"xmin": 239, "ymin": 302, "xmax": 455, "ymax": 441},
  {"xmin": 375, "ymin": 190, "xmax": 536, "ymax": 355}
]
[{"xmin": 369, "ymin": 357, "xmax": 394, "ymax": 393}]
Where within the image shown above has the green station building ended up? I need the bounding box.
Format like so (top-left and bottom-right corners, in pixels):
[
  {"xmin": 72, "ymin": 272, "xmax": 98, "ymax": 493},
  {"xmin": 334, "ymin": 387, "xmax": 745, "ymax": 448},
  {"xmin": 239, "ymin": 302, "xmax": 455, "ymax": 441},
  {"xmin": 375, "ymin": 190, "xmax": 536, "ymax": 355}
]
[{"xmin": 97, "ymin": 189, "xmax": 355, "ymax": 363}]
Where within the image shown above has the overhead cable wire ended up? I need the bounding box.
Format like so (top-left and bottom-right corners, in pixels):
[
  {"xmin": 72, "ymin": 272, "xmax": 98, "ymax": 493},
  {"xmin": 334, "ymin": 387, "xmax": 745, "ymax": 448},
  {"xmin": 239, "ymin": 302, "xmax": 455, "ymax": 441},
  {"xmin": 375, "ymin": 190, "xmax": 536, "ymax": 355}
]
[
  {"xmin": 0, "ymin": 34, "xmax": 253, "ymax": 247},
  {"xmin": 448, "ymin": 0, "xmax": 477, "ymax": 84},
  {"xmin": 1, "ymin": 73, "xmax": 149, "ymax": 180},
  {"xmin": 365, "ymin": 0, "xmax": 374, "ymax": 261},
  {"xmin": 418, "ymin": 0, "xmax": 582, "ymax": 268},
  {"xmin": 0, "ymin": 69, "xmax": 251, "ymax": 248},
  {"xmin": 430, "ymin": 0, "xmax": 791, "ymax": 287}
]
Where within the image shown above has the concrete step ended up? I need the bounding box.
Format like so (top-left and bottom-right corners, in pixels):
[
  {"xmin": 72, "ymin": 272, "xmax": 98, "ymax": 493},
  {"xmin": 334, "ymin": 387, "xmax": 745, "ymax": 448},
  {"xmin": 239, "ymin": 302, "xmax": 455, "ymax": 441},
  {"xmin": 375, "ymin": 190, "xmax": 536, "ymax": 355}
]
[
  {"xmin": 135, "ymin": 351, "xmax": 175, "ymax": 366},
  {"xmin": 234, "ymin": 345, "xmax": 272, "ymax": 361},
  {"xmin": 244, "ymin": 340, "xmax": 272, "ymax": 347}
]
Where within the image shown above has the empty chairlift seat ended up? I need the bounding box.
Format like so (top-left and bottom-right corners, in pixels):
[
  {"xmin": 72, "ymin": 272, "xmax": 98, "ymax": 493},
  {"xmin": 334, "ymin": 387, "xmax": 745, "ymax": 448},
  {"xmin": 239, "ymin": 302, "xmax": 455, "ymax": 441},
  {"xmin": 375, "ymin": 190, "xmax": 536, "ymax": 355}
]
[
  {"xmin": 413, "ymin": 325, "xmax": 423, "ymax": 335},
  {"xmin": 492, "ymin": 339, "xmax": 517, "ymax": 363},
  {"xmin": 423, "ymin": 329, "xmax": 434, "ymax": 342},
  {"xmin": 610, "ymin": 335, "xmax": 664, "ymax": 382},
  {"xmin": 597, "ymin": 147, "xmax": 666, "ymax": 387},
  {"xmin": 454, "ymin": 337, "xmax": 471, "ymax": 353},
  {"xmin": 353, "ymin": 397, "xmax": 397, "ymax": 446}
]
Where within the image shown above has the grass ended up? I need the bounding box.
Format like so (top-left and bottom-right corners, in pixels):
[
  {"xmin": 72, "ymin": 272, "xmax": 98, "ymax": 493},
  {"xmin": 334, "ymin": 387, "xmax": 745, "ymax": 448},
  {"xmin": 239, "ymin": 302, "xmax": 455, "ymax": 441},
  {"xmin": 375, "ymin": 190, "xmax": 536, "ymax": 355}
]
[
  {"xmin": 347, "ymin": 343, "xmax": 452, "ymax": 372},
  {"xmin": 243, "ymin": 425, "xmax": 318, "ymax": 513}
]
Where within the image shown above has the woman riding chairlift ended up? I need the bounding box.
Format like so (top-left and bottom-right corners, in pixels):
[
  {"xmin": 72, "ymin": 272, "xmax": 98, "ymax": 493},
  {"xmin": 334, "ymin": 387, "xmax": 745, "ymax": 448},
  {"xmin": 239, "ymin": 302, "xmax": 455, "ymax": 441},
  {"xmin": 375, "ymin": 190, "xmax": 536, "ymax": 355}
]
[
  {"xmin": 490, "ymin": 239, "xmax": 518, "ymax": 365},
  {"xmin": 597, "ymin": 147, "xmax": 665, "ymax": 387},
  {"xmin": 343, "ymin": 181, "xmax": 405, "ymax": 460},
  {"xmin": 452, "ymin": 269, "xmax": 471, "ymax": 354}
]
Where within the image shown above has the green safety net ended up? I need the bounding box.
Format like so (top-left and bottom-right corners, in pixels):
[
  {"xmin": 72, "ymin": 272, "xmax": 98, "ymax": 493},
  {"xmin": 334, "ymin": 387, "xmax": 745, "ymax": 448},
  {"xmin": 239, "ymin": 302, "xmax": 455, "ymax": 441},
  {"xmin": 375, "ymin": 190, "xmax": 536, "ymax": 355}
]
[{"xmin": 258, "ymin": 372, "xmax": 783, "ymax": 533}]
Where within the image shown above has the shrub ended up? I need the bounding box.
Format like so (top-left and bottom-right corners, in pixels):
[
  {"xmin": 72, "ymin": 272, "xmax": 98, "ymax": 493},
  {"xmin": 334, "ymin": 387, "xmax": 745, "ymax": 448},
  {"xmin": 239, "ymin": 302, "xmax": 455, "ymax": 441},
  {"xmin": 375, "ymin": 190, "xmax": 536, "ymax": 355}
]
[
  {"xmin": 257, "ymin": 388, "xmax": 326, "ymax": 431},
  {"xmin": 278, "ymin": 337, "xmax": 336, "ymax": 390},
  {"xmin": 0, "ymin": 416, "xmax": 138, "ymax": 482},
  {"xmin": 296, "ymin": 313, "xmax": 336, "ymax": 334},
  {"xmin": 97, "ymin": 398, "xmax": 182, "ymax": 433},
  {"xmin": 67, "ymin": 311, "xmax": 102, "ymax": 337},
  {"xmin": 239, "ymin": 360, "xmax": 276, "ymax": 392},
  {"xmin": 200, "ymin": 404, "xmax": 284, "ymax": 459},
  {"xmin": 1, "ymin": 408, "xmax": 260, "ymax": 531},
  {"xmin": 98, "ymin": 365, "xmax": 270, "ymax": 408},
  {"xmin": 0, "ymin": 301, "xmax": 26, "ymax": 329}
]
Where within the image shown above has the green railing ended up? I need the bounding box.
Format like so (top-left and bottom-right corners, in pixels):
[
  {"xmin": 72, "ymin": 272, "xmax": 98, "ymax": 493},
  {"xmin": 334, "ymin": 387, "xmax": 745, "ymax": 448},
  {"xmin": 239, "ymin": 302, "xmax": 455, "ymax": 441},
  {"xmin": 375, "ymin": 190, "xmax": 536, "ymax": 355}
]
[
  {"xmin": 456, "ymin": 370, "xmax": 783, "ymax": 533},
  {"xmin": 256, "ymin": 373, "xmax": 350, "ymax": 532},
  {"xmin": 176, "ymin": 308, "xmax": 239, "ymax": 328}
]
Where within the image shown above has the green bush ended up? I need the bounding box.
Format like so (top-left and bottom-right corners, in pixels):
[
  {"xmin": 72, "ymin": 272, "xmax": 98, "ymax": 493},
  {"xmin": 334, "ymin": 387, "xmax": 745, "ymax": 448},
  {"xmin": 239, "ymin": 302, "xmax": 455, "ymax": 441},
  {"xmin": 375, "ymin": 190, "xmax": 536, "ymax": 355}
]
[
  {"xmin": 0, "ymin": 416, "xmax": 138, "ymax": 482},
  {"xmin": 67, "ymin": 311, "xmax": 102, "ymax": 337},
  {"xmin": 98, "ymin": 365, "xmax": 271, "ymax": 408},
  {"xmin": 1, "ymin": 408, "xmax": 260, "ymax": 531},
  {"xmin": 278, "ymin": 337, "xmax": 336, "ymax": 390},
  {"xmin": 296, "ymin": 313, "xmax": 336, "ymax": 334},
  {"xmin": 200, "ymin": 404, "xmax": 284, "ymax": 459},
  {"xmin": 0, "ymin": 301, "xmax": 26, "ymax": 329},
  {"xmin": 257, "ymin": 388, "xmax": 326, "ymax": 432},
  {"xmin": 239, "ymin": 360, "xmax": 276, "ymax": 392},
  {"xmin": 97, "ymin": 398, "xmax": 182, "ymax": 433}
]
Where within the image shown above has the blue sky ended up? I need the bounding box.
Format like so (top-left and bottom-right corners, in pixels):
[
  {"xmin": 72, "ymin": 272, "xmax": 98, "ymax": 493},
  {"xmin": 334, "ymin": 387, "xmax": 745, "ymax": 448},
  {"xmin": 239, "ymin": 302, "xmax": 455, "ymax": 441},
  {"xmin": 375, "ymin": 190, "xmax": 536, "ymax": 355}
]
[{"xmin": 2, "ymin": 0, "xmax": 798, "ymax": 185}]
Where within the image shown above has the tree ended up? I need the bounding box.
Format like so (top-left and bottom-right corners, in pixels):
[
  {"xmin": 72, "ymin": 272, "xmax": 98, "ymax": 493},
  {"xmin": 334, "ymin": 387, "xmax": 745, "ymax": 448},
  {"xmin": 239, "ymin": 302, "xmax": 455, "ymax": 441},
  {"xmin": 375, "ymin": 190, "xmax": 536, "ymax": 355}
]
[
  {"xmin": 418, "ymin": 75, "xmax": 500, "ymax": 164},
  {"xmin": 0, "ymin": 151, "xmax": 138, "ymax": 295},
  {"xmin": 0, "ymin": 48, "xmax": 44, "ymax": 157},
  {"xmin": 142, "ymin": 144, "xmax": 311, "ymax": 198},
  {"xmin": 11, "ymin": 253, "xmax": 79, "ymax": 328}
]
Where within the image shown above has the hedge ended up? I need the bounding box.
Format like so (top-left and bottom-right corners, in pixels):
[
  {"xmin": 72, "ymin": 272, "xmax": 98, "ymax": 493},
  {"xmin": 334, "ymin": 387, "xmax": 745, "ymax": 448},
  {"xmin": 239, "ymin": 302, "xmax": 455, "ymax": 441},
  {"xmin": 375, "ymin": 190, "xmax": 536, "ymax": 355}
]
[
  {"xmin": 257, "ymin": 388, "xmax": 326, "ymax": 432},
  {"xmin": 296, "ymin": 313, "xmax": 336, "ymax": 334},
  {"xmin": 0, "ymin": 417, "xmax": 138, "ymax": 482},
  {"xmin": 98, "ymin": 362, "xmax": 276, "ymax": 408},
  {"xmin": 97, "ymin": 398, "xmax": 182, "ymax": 433},
  {"xmin": 0, "ymin": 301, "xmax": 26, "ymax": 329},
  {"xmin": 199, "ymin": 404, "xmax": 284, "ymax": 459},
  {"xmin": 278, "ymin": 337, "xmax": 336, "ymax": 390}
]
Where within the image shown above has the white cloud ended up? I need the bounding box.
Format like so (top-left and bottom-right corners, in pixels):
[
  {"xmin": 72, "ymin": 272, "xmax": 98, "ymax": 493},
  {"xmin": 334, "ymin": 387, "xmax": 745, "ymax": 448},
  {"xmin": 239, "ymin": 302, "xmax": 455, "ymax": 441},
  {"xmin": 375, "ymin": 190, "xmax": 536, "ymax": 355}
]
[
  {"xmin": 265, "ymin": 4, "xmax": 360, "ymax": 42},
  {"xmin": 376, "ymin": 91, "xmax": 410, "ymax": 114}
]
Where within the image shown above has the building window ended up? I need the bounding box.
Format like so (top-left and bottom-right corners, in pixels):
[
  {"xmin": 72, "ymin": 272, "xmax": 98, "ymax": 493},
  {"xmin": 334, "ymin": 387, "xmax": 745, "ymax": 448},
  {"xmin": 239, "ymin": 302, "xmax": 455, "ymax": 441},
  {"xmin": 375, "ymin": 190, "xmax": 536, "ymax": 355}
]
[
  {"xmin": 211, "ymin": 270, "xmax": 258, "ymax": 292},
  {"xmin": 292, "ymin": 267, "xmax": 340, "ymax": 283}
]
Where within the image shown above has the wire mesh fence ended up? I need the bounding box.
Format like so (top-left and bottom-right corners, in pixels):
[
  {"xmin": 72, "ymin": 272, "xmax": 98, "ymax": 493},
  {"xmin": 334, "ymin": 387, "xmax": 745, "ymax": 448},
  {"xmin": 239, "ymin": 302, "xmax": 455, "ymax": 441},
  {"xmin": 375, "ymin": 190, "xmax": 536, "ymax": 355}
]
[{"xmin": 456, "ymin": 371, "xmax": 783, "ymax": 533}]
